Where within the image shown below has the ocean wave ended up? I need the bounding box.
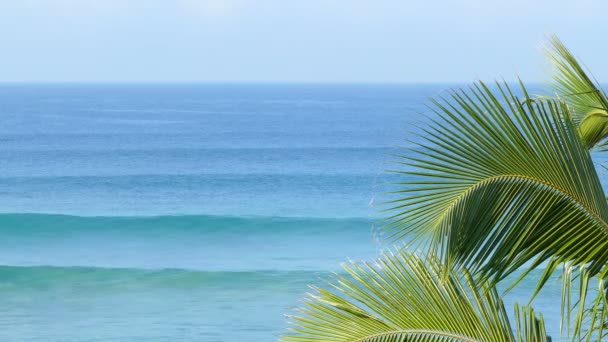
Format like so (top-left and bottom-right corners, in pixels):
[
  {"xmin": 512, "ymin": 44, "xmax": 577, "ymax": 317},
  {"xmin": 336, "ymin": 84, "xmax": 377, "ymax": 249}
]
[
  {"xmin": 0, "ymin": 263, "xmax": 551, "ymax": 293},
  {"xmin": 0, "ymin": 213, "xmax": 375, "ymax": 233},
  {"xmin": 0, "ymin": 265, "xmax": 325, "ymax": 290},
  {"xmin": 0, "ymin": 213, "xmax": 381, "ymax": 271}
]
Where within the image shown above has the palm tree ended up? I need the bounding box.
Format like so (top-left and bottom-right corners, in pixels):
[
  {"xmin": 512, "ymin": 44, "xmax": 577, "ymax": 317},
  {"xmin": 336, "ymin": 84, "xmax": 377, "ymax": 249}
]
[{"xmin": 281, "ymin": 36, "xmax": 608, "ymax": 341}]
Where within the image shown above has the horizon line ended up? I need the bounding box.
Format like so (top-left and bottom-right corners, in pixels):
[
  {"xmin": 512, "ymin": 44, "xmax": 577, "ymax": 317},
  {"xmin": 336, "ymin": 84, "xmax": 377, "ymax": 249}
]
[{"xmin": 0, "ymin": 80, "xmax": 548, "ymax": 85}]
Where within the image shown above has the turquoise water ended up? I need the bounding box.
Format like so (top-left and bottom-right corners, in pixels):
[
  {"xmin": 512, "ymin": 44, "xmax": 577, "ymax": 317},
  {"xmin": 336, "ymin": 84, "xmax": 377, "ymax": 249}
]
[{"xmin": 0, "ymin": 84, "xmax": 565, "ymax": 340}]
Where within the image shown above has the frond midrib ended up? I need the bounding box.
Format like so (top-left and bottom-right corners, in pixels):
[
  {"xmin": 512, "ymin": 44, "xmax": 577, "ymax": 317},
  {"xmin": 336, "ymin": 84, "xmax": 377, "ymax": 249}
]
[
  {"xmin": 432, "ymin": 174, "xmax": 608, "ymax": 236},
  {"xmin": 353, "ymin": 329, "xmax": 481, "ymax": 342}
]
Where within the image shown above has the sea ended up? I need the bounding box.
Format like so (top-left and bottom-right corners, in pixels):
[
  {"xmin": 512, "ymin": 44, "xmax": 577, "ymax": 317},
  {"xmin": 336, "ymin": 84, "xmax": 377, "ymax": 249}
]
[{"xmin": 0, "ymin": 83, "xmax": 573, "ymax": 341}]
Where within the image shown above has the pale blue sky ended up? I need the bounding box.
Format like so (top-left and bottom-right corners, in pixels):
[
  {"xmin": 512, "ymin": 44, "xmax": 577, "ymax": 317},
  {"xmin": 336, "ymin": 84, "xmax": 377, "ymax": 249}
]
[{"xmin": 1, "ymin": 0, "xmax": 607, "ymax": 83}]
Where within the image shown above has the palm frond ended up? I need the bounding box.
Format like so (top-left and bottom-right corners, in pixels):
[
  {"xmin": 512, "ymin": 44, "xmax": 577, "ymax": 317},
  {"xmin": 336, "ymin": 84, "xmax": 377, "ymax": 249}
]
[
  {"xmin": 514, "ymin": 304, "xmax": 550, "ymax": 342},
  {"xmin": 384, "ymin": 80, "xmax": 608, "ymax": 285},
  {"xmin": 563, "ymin": 265, "xmax": 608, "ymax": 342},
  {"xmin": 282, "ymin": 251, "xmax": 546, "ymax": 342},
  {"xmin": 544, "ymin": 35, "xmax": 608, "ymax": 148}
]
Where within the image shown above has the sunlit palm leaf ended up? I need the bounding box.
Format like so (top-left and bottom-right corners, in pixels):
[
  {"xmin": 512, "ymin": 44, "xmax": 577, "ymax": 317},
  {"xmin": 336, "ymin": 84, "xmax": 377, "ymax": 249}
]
[
  {"xmin": 384, "ymin": 81, "xmax": 608, "ymax": 285},
  {"xmin": 514, "ymin": 304, "xmax": 549, "ymax": 342},
  {"xmin": 282, "ymin": 251, "xmax": 547, "ymax": 342},
  {"xmin": 562, "ymin": 264, "xmax": 608, "ymax": 341},
  {"xmin": 545, "ymin": 35, "xmax": 608, "ymax": 148}
]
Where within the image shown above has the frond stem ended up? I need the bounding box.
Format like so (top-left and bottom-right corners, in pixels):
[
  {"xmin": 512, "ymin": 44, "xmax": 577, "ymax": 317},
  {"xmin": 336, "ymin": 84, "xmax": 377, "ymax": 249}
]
[
  {"xmin": 433, "ymin": 174, "xmax": 608, "ymax": 236},
  {"xmin": 354, "ymin": 329, "xmax": 479, "ymax": 342}
]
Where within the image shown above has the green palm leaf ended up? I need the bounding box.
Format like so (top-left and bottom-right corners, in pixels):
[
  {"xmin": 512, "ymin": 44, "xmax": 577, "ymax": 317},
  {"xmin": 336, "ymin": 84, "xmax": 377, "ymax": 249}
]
[
  {"xmin": 545, "ymin": 35, "xmax": 608, "ymax": 148},
  {"xmin": 384, "ymin": 81, "xmax": 608, "ymax": 284},
  {"xmin": 560, "ymin": 264, "xmax": 608, "ymax": 341},
  {"xmin": 282, "ymin": 251, "xmax": 547, "ymax": 342},
  {"xmin": 514, "ymin": 304, "xmax": 549, "ymax": 342}
]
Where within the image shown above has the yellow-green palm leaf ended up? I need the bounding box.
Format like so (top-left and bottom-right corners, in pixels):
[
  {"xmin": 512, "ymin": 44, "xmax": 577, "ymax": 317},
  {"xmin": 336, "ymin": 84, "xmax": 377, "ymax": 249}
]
[
  {"xmin": 282, "ymin": 251, "xmax": 548, "ymax": 342},
  {"xmin": 545, "ymin": 35, "xmax": 608, "ymax": 148}
]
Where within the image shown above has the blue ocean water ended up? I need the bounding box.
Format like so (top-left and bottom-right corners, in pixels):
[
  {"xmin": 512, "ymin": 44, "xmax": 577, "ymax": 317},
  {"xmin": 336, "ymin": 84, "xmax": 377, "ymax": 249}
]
[{"xmin": 0, "ymin": 84, "xmax": 567, "ymax": 341}]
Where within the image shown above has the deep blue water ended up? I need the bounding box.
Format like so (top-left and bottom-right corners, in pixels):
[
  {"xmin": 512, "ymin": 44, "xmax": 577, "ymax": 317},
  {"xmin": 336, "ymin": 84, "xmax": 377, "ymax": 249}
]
[{"xmin": 0, "ymin": 84, "xmax": 567, "ymax": 341}]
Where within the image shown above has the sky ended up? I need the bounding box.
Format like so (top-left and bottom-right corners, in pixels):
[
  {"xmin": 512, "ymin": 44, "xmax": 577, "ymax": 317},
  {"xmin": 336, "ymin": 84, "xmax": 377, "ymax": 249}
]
[{"xmin": 0, "ymin": 0, "xmax": 607, "ymax": 83}]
